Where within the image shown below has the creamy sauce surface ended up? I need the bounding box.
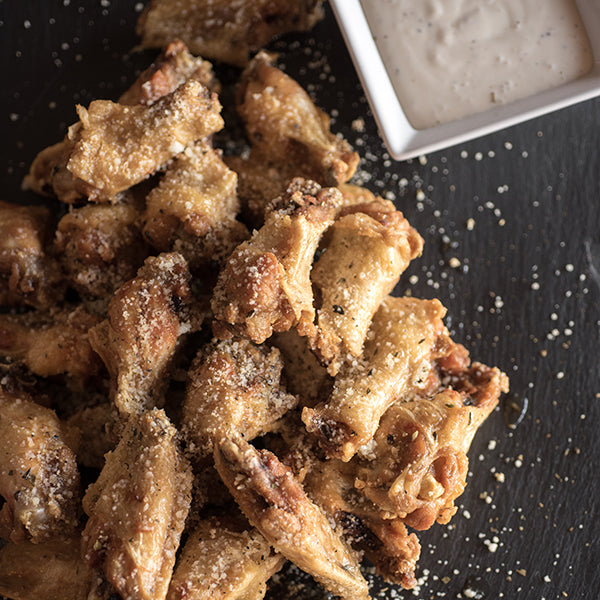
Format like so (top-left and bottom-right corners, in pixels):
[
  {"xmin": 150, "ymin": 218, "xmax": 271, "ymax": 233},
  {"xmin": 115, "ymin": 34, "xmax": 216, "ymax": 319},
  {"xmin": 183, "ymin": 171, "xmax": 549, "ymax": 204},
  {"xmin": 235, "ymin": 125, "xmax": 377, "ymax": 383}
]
[{"xmin": 361, "ymin": 0, "xmax": 594, "ymax": 129}]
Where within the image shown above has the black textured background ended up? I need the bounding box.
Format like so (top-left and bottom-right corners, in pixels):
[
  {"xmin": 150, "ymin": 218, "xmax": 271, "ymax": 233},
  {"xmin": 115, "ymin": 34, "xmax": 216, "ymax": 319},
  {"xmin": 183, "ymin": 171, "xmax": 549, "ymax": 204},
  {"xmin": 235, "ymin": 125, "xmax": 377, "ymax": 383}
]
[{"xmin": 1, "ymin": 2, "xmax": 599, "ymax": 599}]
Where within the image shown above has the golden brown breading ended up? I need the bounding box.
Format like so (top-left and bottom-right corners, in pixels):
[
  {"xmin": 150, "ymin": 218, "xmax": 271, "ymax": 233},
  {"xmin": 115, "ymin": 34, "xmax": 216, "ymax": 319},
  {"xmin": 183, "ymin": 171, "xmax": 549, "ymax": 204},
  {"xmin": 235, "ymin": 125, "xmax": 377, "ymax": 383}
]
[
  {"xmin": 143, "ymin": 141, "xmax": 248, "ymax": 270},
  {"xmin": 167, "ymin": 515, "xmax": 285, "ymax": 600},
  {"xmin": 0, "ymin": 388, "xmax": 81, "ymax": 543},
  {"xmin": 227, "ymin": 53, "xmax": 358, "ymax": 225},
  {"xmin": 0, "ymin": 201, "xmax": 63, "ymax": 308},
  {"xmin": 211, "ymin": 179, "xmax": 340, "ymax": 343},
  {"xmin": 137, "ymin": 0, "xmax": 324, "ymax": 67},
  {"xmin": 309, "ymin": 200, "xmax": 424, "ymax": 374},
  {"xmin": 183, "ymin": 338, "xmax": 297, "ymax": 457},
  {"xmin": 67, "ymin": 80, "xmax": 223, "ymax": 202},
  {"xmin": 302, "ymin": 296, "xmax": 459, "ymax": 461},
  {"xmin": 119, "ymin": 39, "xmax": 219, "ymax": 106},
  {"xmin": 214, "ymin": 437, "xmax": 370, "ymax": 600},
  {"xmin": 82, "ymin": 409, "xmax": 193, "ymax": 600},
  {"xmin": 0, "ymin": 536, "xmax": 111, "ymax": 600},
  {"xmin": 88, "ymin": 253, "xmax": 194, "ymax": 417},
  {"xmin": 66, "ymin": 402, "xmax": 120, "ymax": 469},
  {"xmin": 55, "ymin": 196, "xmax": 149, "ymax": 299},
  {"xmin": 0, "ymin": 306, "xmax": 102, "ymax": 386}
]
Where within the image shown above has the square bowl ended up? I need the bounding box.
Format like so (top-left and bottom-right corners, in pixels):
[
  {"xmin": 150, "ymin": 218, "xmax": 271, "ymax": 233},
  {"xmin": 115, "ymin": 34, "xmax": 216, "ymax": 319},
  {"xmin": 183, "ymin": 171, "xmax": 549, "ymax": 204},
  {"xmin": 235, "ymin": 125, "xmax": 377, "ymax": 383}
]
[{"xmin": 330, "ymin": 0, "xmax": 600, "ymax": 160}]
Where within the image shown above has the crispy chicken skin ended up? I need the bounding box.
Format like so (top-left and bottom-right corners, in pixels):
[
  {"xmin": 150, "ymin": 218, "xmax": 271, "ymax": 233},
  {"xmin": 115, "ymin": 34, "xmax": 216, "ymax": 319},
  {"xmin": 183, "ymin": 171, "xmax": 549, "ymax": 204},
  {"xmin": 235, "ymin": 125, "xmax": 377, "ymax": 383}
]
[
  {"xmin": 82, "ymin": 409, "xmax": 193, "ymax": 600},
  {"xmin": 137, "ymin": 0, "xmax": 324, "ymax": 67},
  {"xmin": 0, "ymin": 388, "xmax": 81, "ymax": 543},
  {"xmin": 214, "ymin": 437, "xmax": 370, "ymax": 600},
  {"xmin": 309, "ymin": 200, "xmax": 424, "ymax": 374},
  {"xmin": 0, "ymin": 306, "xmax": 102, "ymax": 386},
  {"xmin": 183, "ymin": 338, "xmax": 297, "ymax": 457},
  {"xmin": 227, "ymin": 53, "xmax": 358, "ymax": 225},
  {"xmin": 67, "ymin": 80, "xmax": 223, "ymax": 202},
  {"xmin": 351, "ymin": 388, "xmax": 503, "ymax": 530},
  {"xmin": 304, "ymin": 459, "xmax": 420, "ymax": 589},
  {"xmin": 89, "ymin": 253, "xmax": 193, "ymax": 416},
  {"xmin": 211, "ymin": 179, "xmax": 340, "ymax": 343},
  {"xmin": 25, "ymin": 42, "xmax": 219, "ymax": 205},
  {"xmin": 55, "ymin": 196, "xmax": 149, "ymax": 299},
  {"xmin": 303, "ymin": 296, "xmax": 460, "ymax": 461},
  {"xmin": 119, "ymin": 39, "xmax": 219, "ymax": 106},
  {"xmin": 0, "ymin": 536, "xmax": 109, "ymax": 600},
  {"xmin": 167, "ymin": 515, "xmax": 284, "ymax": 600},
  {"xmin": 143, "ymin": 141, "xmax": 248, "ymax": 270},
  {"xmin": 0, "ymin": 201, "xmax": 63, "ymax": 308},
  {"xmin": 302, "ymin": 366, "xmax": 507, "ymax": 586}
]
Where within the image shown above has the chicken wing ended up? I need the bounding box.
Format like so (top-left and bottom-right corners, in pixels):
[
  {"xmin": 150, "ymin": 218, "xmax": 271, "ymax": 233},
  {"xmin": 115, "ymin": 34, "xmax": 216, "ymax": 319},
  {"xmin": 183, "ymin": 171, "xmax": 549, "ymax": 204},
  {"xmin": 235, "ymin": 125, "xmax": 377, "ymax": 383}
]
[
  {"xmin": 183, "ymin": 338, "xmax": 297, "ymax": 457},
  {"xmin": 82, "ymin": 409, "xmax": 193, "ymax": 600},
  {"xmin": 88, "ymin": 252, "xmax": 193, "ymax": 416},
  {"xmin": 352, "ymin": 387, "xmax": 504, "ymax": 530},
  {"xmin": 0, "ymin": 201, "xmax": 63, "ymax": 309},
  {"xmin": 67, "ymin": 80, "xmax": 223, "ymax": 201},
  {"xmin": 119, "ymin": 39, "xmax": 219, "ymax": 106},
  {"xmin": 214, "ymin": 437, "xmax": 370, "ymax": 600},
  {"xmin": 143, "ymin": 141, "xmax": 248, "ymax": 271},
  {"xmin": 137, "ymin": 0, "xmax": 324, "ymax": 67},
  {"xmin": 167, "ymin": 515, "xmax": 284, "ymax": 600},
  {"xmin": 309, "ymin": 200, "xmax": 424, "ymax": 374},
  {"xmin": 0, "ymin": 388, "xmax": 81, "ymax": 543},
  {"xmin": 227, "ymin": 53, "xmax": 358, "ymax": 225},
  {"xmin": 302, "ymin": 296, "xmax": 460, "ymax": 461},
  {"xmin": 211, "ymin": 179, "xmax": 340, "ymax": 343},
  {"xmin": 0, "ymin": 306, "xmax": 102, "ymax": 387},
  {"xmin": 55, "ymin": 195, "xmax": 149, "ymax": 300}
]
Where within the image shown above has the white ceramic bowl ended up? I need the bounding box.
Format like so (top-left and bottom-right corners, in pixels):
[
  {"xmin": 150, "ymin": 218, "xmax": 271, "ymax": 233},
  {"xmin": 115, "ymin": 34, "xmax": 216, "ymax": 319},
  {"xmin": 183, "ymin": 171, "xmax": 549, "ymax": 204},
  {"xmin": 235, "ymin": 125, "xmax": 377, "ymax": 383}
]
[{"xmin": 330, "ymin": 0, "xmax": 600, "ymax": 160}]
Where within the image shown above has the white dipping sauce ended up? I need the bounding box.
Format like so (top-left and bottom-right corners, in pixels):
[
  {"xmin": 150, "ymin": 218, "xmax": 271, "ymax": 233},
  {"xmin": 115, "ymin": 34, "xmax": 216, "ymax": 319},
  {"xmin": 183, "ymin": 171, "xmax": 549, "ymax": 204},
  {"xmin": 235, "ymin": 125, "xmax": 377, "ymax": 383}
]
[{"xmin": 360, "ymin": 0, "xmax": 594, "ymax": 130}]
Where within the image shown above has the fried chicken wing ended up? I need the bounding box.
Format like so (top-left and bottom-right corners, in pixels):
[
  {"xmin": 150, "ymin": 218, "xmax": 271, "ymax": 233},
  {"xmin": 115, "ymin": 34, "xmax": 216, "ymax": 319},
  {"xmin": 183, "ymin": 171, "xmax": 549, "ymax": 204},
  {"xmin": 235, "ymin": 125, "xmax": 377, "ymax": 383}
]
[
  {"xmin": 183, "ymin": 338, "xmax": 297, "ymax": 457},
  {"xmin": 137, "ymin": 0, "xmax": 324, "ymax": 67},
  {"xmin": 55, "ymin": 195, "xmax": 149, "ymax": 299},
  {"xmin": 82, "ymin": 409, "xmax": 193, "ymax": 600},
  {"xmin": 0, "ymin": 536, "xmax": 110, "ymax": 600},
  {"xmin": 303, "ymin": 296, "xmax": 457, "ymax": 461},
  {"xmin": 0, "ymin": 201, "xmax": 63, "ymax": 308},
  {"xmin": 119, "ymin": 40, "xmax": 219, "ymax": 106},
  {"xmin": 353, "ymin": 388, "xmax": 501, "ymax": 530},
  {"xmin": 88, "ymin": 253, "xmax": 193, "ymax": 416},
  {"xmin": 305, "ymin": 460, "xmax": 420, "ymax": 590},
  {"xmin": 167, "ymin": 515, "xmax": 284, "ymax": 600},
  {"xmin": 212, "ymin": 179, "xmax": 340, "ymax": 343},
  {"xmin": 143, "ymin": 141, "xmax": 248, "ymax": 270},
  {"xmin": 0, "ymin": 388, "xmax": 81, "ymax": 543},
  {"xmin": 309, "ymin": 200, "xmax": 424, "ymax": 374},
  {"xmin": 0, "ymin": 306, "xmax": 102, "ymax": 387},
  {"xmin": 214, "ymin": 437, "xmax": 370, "ymax": 600},
  {"xmin": 227, "ymin": 53, "xmax": 358, "ymax": 225},
  {"xmin": 67, "ymin": 80, "xmax": 223, "ymax": 202}
]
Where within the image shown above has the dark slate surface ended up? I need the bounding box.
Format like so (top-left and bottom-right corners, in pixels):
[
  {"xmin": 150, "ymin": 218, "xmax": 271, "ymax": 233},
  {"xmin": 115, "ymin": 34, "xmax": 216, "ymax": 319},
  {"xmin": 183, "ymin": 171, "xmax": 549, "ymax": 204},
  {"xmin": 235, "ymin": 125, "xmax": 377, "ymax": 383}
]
[{"xmin": 2, "ymin": 2, "xmax": 599, "ymax": 599}]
